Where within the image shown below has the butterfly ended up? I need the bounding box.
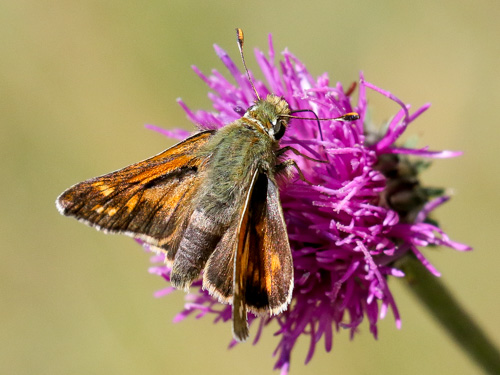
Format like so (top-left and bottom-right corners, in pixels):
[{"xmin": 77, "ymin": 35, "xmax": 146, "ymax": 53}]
[{"xmin": 56, "ymin": 28, "xmax": 359, "ymax": 341}]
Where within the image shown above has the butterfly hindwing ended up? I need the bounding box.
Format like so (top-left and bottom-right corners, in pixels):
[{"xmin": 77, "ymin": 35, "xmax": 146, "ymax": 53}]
[
  {"xmin": 56, "ymin": 130, "xmax": 215, "ymax": 258},
  {"xmin": 202, "ymin": 220, "xmax": 238, "ymax": 304},
  {"xmin": 170, "ymin": 207, "xmax": 227, "ymax": 290}
]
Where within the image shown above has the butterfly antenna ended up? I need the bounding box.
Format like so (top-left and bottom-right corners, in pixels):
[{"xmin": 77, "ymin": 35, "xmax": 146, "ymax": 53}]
[
  {"xmin": 236, "ymin": 28, "xmax": 260, "ymax": 100},
  {"xmin": 285, "ymin": 110, "xmax": 360, "ymax": 141}
]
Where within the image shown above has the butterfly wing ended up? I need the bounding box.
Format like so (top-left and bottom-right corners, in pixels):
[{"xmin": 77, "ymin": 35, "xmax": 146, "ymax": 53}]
[
  {"xmin": 56, "ymin": 130, "xmax": 214, "ymax": 260},
  {"xmin": 203, "ymin": 169, "xmax": 293, "ymax": 341}
]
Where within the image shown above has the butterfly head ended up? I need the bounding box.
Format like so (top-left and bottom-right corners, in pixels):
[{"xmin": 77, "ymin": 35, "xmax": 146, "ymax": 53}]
[{"xmin": 244, "ymin": 94, "xmax": 291, "ymax": 141}]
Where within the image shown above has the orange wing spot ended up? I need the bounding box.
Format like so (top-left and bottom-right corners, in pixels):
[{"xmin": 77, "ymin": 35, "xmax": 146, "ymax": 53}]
[
  {"xmin": 125, "ymin": 195, "xmax": 139, "ymax": 212},
  {"xmin": 92, "ymin": 204, "xmax": 104, "ymax": 214},
  {"xmin": 265, "ymin": 274, "xmax": 272, "ymax": 295},
  {"xmin": 106, "ymin": 207, "xmax": 118, "ymax": 216},
  {"xmin": 271, "ymin": 253, "xmax": 281, "ymax": 272},
  {"xmin": 96, "ymin": 183, "xmax": 114, "ymax": 196}
]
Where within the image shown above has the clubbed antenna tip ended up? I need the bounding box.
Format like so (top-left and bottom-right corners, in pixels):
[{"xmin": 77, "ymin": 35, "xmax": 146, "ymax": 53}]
[{"xmin": 235, "ymin": 28, "xmax": 260, "ymax": 100}]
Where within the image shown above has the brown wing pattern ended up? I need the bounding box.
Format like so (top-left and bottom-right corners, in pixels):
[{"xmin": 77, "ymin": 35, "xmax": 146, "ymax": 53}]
[
  {"xmin": 228, "ymin": 170, "xmax": 294, "ymax": 342},
  {"xmin": 243, "ymin": 174, "xmax": 293, "ymax": 315},
  {"xmin": 56, "ymin": 131, "xmax": 214, "ymax": 256}
]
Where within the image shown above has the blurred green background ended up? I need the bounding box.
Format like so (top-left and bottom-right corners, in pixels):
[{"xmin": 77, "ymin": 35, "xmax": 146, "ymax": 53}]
[{"xmin": 2, "ymin": 1, "xmax": 498, "ymax": 374}]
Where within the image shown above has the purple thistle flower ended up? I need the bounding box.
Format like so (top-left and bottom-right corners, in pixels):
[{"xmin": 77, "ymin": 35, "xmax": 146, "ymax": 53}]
[{"xmin": 145, "ymin": 35, "xmax": 471, "ymax": 373}]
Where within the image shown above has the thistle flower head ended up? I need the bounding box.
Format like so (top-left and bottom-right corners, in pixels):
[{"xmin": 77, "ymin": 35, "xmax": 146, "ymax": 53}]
[{"xmin": 146, "ymin": 35, "xmax": 470, "ymax": 373}]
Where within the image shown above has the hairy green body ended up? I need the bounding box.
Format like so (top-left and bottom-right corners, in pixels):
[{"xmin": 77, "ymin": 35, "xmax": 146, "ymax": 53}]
[{"xmin": 196, "ymin": 121, "xmax": 278, "ymax": 225}]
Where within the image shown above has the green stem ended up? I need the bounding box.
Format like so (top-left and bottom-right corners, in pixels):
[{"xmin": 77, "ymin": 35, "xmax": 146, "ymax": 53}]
[{"xmin": 397, "ymin": 255, "xmax": 500, "ymax": 375}]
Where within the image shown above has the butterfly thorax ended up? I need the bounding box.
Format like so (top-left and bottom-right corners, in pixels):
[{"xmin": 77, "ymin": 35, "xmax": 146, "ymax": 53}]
[{"xmin": 193, "ymin": 95, "xmax": 289, "ymax": 225}]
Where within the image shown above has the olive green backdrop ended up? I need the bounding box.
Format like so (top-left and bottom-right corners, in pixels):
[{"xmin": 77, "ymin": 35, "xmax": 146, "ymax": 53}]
[{"xmin": 2, "ymin": 1, "xmax": 498, "ymax": 374}]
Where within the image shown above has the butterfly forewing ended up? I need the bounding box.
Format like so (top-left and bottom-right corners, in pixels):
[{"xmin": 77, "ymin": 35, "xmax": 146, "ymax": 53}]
[
  {"xmin": 202, "ymin": 220, "xmax": 238, "ymax": 304},
  {"xmin": 245, "ymin": 174, "xmax": 293, "ymax": 314},
  {"xmin": 56, "ymin": 131, "xmax": 214, "ymax": 253},
  {"xmin": 231, "ymin": 170, "xmax": 294, "ymax": 341}
]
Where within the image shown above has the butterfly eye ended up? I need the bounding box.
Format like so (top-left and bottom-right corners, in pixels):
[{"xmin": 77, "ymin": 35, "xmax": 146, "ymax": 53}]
[{"xmin": 273, "ymin": 119, "xmax": 287, "ymax": 140}]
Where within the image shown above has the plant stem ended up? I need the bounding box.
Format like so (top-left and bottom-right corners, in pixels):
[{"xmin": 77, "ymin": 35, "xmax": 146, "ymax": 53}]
[{"xmin": 397, "ymin": 255, "xmax": 500, "ymax": 374}]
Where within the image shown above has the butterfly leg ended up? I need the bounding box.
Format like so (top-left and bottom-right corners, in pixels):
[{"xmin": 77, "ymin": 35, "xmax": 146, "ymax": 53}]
[
  {"xmin": 275, "ymin": 146, "xmax": 327, "ymax": 163},
  {"xmin": 275, "ymin": 159, "xmax": 317, "ymax": 185}
]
